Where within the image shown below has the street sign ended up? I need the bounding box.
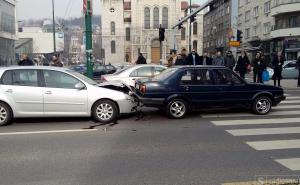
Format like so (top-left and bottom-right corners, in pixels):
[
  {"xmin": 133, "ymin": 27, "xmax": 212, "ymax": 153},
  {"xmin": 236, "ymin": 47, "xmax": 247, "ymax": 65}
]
[{"xmin": 229, "ymin": 41, "xmax": 241, "ymax": 47}]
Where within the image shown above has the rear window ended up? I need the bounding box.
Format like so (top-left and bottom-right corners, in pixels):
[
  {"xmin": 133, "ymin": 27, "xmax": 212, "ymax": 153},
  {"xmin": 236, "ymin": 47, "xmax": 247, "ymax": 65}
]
[{"xmin": 153, "ymin": 68, "xmax": 178, "ymax": 81}]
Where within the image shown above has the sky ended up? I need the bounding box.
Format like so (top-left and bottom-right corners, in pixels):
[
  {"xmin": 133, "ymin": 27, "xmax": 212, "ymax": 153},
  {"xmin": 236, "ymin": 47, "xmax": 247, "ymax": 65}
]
[{"xmin": 17, "ymin": 0, "xmax": 206, "ymax": 20}]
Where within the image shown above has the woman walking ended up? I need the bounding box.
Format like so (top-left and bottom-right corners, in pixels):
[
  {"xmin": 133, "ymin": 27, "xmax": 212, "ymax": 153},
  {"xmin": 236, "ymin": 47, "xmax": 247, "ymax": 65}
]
[
  {"xmin": 236, "ymin": 50, "xmax": 250, "ymax": 79},
  {"xmin": 272, "ymin": 51, "xmax": 284, "ymax": 86},
  {"xmin": 252, "ymin": 52, "xmax": 266, "ymax": 83}
]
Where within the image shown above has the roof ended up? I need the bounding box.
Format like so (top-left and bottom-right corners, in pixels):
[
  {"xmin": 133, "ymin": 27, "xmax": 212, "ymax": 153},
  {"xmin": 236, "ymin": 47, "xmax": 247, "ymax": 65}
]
[
  {"xmin": 0, "ymin": 66, "xmax": 70, "ymax": 72},
  {"xmin": 124, "ymin": 1, "xmax": 131, "ymax": 10},
  {"xmin": 181, "ymin": 1, "xmax": 200, "ymax": 10},
  {"xmin": 172, "ymin": 65, "xmax": 227, "ymax": 69}
]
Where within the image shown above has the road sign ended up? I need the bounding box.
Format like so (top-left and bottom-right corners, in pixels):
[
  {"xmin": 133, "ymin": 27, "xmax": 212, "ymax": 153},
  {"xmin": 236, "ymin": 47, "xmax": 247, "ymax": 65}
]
[{"xmin": 229, "ymin": 41, "xmax": 241, "ymax": 47}]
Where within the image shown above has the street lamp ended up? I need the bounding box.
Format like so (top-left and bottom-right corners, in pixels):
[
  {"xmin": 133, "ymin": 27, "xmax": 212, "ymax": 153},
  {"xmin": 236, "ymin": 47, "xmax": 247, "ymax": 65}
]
[{"xmin": 52, "ymin": 0, "xmax": 56, "ymax": 53}]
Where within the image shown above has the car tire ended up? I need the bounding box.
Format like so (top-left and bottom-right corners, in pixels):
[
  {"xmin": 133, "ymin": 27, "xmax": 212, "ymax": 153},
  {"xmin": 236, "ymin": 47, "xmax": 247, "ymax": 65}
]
[
  {"xmin": 0, "ymin": 102, "xmax": 13, "ymax": 126},
  {"xmin": 166, "ymin": 99, "xmax": 188, "ymax": 119},
  {"xmin": 92, "ymin": 99, "xmax": 119, "ymax": 123},
  {"xmin": 252, "ymin": 96, "xmax": 272, "ymax": 115}
]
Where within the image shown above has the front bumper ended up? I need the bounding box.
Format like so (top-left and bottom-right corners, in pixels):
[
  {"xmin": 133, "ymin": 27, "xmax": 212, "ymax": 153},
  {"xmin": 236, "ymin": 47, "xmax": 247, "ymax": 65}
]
[{"xmin": 274, "ymin": 95, "xmax": 286, "ymax": 106}]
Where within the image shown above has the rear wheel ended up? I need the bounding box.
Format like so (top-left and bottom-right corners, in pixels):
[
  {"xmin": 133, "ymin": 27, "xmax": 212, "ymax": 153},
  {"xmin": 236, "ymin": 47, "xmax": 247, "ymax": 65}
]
[
  {"xmin": 92, "ymin": 100, "xmax": 119, "ymax": 123},
  {"xmin": 252, "ymin": 96, "xmax": 272, "ymax": 115},
  {"xmin": 166, "ymin": 99, "xmax": 188, "ymax": 119},
  {"xmin": 0, "ymin": 102, "xmax": 13, "ymax": 126}
]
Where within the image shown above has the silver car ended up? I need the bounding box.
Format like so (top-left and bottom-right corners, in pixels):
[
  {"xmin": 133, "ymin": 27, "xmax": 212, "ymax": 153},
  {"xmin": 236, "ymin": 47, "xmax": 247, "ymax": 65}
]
[
  {"xmin": 267, "ymin": 60, "xmax": 298, "ymax": 79},
  {"xmin": 0, "ymin": 66, "xmax": 137, "ymax": 126}
]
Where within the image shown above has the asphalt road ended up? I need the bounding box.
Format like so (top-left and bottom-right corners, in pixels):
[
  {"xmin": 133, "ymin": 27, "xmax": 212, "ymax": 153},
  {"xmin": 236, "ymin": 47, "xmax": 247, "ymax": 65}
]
[{"xmin": 1, "ymin": 89, "xmax": 300, "ymax": 185}]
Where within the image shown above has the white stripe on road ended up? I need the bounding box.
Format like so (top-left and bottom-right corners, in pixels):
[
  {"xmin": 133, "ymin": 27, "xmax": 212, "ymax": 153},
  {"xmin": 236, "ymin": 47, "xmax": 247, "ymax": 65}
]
[
  {"xmin": 0, "ymin": 129, "xmax": 98, "ymax": 136},
  {"xmin": 227, "ymin": 127, "xmax": 300, "ymax": 136},
  {"xmin": 211, "ymin": 117, "xmax": 300, "ymax": 126},
  {"xmin": 202, "ymin": 110, "xmax": 300, "ymax": 118},
  {"xmin": 286, "ymin": 96, "xmax": 300, "ymax": 100},
  {"xmin": 282, "ymin": 100, "xmax": 300, "ymax": 104},
  {"xmin": 275, "ymin": 158, "xmax": 300, "ymax": 171},
  {"xmin": 246, "ymin": 139, "xmax": 300, "ymax": 150},
  {"xmin": 274, "ymin": 104, "xmax": 300, "ymax": 109}
]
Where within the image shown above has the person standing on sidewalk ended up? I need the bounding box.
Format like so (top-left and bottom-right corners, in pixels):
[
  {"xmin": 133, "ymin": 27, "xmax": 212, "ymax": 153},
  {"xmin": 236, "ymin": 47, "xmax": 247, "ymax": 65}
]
[
  {"xmin": 236, "ymin": 50, "xmax": 250, "ymax": 79},
  {"xmin": 224, "ymin": 51, "xmax": 236, "ymax": 70},
  {"xmin": 212, "ymin": 51, "xmax": 225, "ymax": 66},
  {"xmin": 297, "ymin": 55, "xmax": 300, "ymax": 87},
  {"xmin": 272, "ymin": 51, "xmax": 284, "ymax": 86},
  {"xmin": 252, "ymin": 52, "xmax": 266, "ymax": 83},
  {"xmin": 18, "ymin": 54, "xmax": 34, "ymax": 66}
]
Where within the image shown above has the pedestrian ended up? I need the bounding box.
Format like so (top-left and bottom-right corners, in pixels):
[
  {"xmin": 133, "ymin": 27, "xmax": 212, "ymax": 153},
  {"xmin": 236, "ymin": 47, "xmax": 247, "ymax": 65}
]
[
  {"xmin": 18, "ymin": 54, "xmax": 34, "ymax": 66},
  {"xmin": 224, "ymin": 50, "xmax": 236, "ymax": 70},
  {"xmin": 235, "ymin": 50, "xmax": 250, "ymax": 79},
  {"xmin": 212, "ymin": 51, "xmax": 225, "ymax": 66},
  {"xmin": 181, "ymin": 48, "xmax": 187, "ymax": 61},
  {"xmin": 186, "ymin": 49, "xmax": 201, "ymax": 65},
  {"xmin": 136, "ymin": 53, "xmax": 147, "ymax": 64},
  {"xmin": 200, "ymin": 52, "xmax": 213, "ymax": 65},
  {"xmin": 296, "ymin": 55, "xmax": 300, "ymax": 87},
  {"xmin": 167, "ymin": 56, "xmax": 174, "ymax": 67},
  {"xmin": 252, "ymin": 52, "xmax": 266, "ymax": 83},
  {"xmin": 174, "ymin": 54, "xmax": 185, "ymax": 65},
  {"xmin": 51, "ymin": 55, "xmax": 63, "ymax": 67},
  {"xmin": 272, "ymin": 51, "xmax": 284, "ymax": 86}
]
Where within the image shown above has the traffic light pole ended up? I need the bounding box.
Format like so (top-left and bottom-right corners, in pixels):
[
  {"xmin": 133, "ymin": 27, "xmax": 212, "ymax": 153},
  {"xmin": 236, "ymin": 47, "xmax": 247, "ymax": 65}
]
[
  {"xmin": 85, "ymin": 0, "xmax": 93, "ymax": 78},
  {"xmin": 52, "ymin": 0, "xmax": 56, "ymax": 53},
  {"xmin": 188, "ymin": 0, "xmax": 192, "ymax": 53}
]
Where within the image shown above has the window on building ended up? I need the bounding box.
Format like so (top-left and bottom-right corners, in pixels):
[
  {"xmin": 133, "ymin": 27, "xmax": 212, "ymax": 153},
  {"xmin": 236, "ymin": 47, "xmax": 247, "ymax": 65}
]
[
  {"xmin": 193, "ymin": 22, "xmax": 197, "ymax": 35},
  {"xmin": 245, "ymin": 10, "xmax": 251, "ymax": 22},
  {"xmin": 253, "ymin": 6, "xmax": 259, "ymax": 17},
  {"xmin": 245, "ymin": 28, "xmax": 250, "ymax": 39},
  {"xmin": 181, "ymin": 27, "xmax": 186, "ymax": 40},
  {"xmin": 263, "ymin": 22, "xmax": 271, "ymax": 34},
  {"xmin": 264, "ymin": 1, "xmax": 271, "ymax": 14},
  {"xmin": 144, "ymin": 7, "xmax": 150, "ymax": 29},
  {"xmin": 153, "ymin": 7, "xmax": 159, "ymax": 29},
  {"xmin": 162, "ymin": 7, "xmax": 168, "ymax": 28},
  {"xmin": 289, "ymin": 16, "xmax": 297, "ymax": 28},
  {"xmin": 193, "ymin": 40, "xmax": 197, "ymax": 51},
  {"xmin": 111, "ymin": 22, "xmax": 115, "ymax": 35},
  {"xmin": 111, "ymin": 41, "xmax": 116, "ymax": 53},
  {"xmin": 126, "ymin": 27, "xmax": 130, "ymax": 41}
]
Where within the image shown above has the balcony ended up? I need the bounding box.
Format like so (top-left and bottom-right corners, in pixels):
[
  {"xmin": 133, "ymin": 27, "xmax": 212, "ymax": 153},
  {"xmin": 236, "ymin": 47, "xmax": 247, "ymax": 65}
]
[
  {"xmin": 271, "ymin": 27, "xmax": 300, "ymax": 38},
  {"xmin": 271, "ymin": 0, "xmax": 300, "ymax": 16}
]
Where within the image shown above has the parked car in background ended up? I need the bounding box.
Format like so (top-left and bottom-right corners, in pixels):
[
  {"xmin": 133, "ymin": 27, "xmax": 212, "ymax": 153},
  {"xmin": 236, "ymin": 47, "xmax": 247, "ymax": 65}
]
[
  {"xmin": 101, "ymin": 64, "xmax": 167, "ymax": 87},
  {"xmin": 0, "ymin": 66, "xmax": 137, "ymax": 126},
  {"xmin": 68, "ymin": 64, "xmax": 117, "ymax": 79},
  {"xmin": 267, "ymin": 60, "xmax": 298, "ymax": 79},
  {"xmin": 134, "ymin": 66, "xmax": 285, "ymax": 119},
  {"xmin": 112, "ymin": 63, "xmax": 133, "ymax": 71},
  {"xmin": 69, "ymin": 65, "xmax": 87, "ymax": 74}
]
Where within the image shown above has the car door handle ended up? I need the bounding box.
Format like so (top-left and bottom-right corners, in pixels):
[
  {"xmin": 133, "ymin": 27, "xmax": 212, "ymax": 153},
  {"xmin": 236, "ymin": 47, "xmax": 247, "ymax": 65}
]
[
  {"xmin": 45, "ymin": 91, "xmax": 52, "ymax": 95},
  {"xmin": 5, "ymin": 89, "xmax": 13, "ymax": 93}
]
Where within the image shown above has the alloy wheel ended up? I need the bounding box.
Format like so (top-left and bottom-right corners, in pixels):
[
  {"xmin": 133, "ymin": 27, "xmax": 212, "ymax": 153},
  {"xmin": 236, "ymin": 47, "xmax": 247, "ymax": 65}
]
[
  {"xmin": 170, "ymin": 101, "xmax": 186, "ymax": 118},
  {"xmin": 96, "ymin": 103, "xmax": 114, "ymax": 121}
]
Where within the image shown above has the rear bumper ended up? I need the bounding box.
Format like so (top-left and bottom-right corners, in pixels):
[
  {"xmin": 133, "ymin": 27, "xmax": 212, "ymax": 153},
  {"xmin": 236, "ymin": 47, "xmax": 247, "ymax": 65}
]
[{"xmin": 274, "ymin": 95, "xmax": 286, "ymax": 106}]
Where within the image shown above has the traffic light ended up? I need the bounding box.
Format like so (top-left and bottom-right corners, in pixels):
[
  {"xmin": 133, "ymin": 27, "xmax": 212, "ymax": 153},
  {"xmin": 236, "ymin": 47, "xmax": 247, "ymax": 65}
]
[
  {"xmin": 237, "ymin": 29, "xmax": 243, "ymax": 42},
  {"xmin": 190, "ymin": 15, "xmax": 196, "ymax": 22},
  {"xmin": 178, "ymin": 23, "xmax": 183, "ymax": 29},
  {"xmin": 159, "ymin": 27, "xmax": 165, "ymax": 42}
]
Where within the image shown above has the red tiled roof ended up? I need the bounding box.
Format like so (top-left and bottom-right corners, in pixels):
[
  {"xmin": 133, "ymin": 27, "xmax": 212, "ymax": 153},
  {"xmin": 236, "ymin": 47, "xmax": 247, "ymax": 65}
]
[{"xmin": 124, "ymin": 1, "xmax": 131, "ymax": 10}]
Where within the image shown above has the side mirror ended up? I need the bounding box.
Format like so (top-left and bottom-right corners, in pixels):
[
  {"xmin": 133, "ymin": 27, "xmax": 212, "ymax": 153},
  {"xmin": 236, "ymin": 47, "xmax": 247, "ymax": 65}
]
[{"xmin": 75, "ymin": 82, "xmax": 86, "ymax": 90}]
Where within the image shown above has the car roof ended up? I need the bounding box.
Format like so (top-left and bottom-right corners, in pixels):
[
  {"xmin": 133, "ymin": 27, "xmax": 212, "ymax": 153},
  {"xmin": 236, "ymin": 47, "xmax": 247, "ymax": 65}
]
[
  {"xmin": 0, "ymin": 66, "xmax": 70, "ymax": 72},
  {"xmin": 171, "ymin": 65, "xmax": 228, "ymax": 69}
]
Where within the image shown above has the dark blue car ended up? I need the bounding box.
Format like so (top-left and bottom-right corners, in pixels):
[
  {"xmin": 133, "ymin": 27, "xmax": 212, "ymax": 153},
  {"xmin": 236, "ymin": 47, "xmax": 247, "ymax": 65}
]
[{"xmin": 134, "ymin": 66, "xmax": 286, "ymax": 119}]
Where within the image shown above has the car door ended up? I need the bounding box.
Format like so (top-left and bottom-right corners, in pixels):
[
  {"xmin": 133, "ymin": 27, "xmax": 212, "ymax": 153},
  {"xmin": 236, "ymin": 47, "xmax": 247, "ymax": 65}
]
[
  {"xmin": 42, "ymin": 70, "xmax": 88, "ymax": 116},
  {"xmin": 212, "ymin": 69, "xmax": 251, "ymax": 106},
  {"xmin": 282, "ymin": 61, "xmax": 298, "ymax": 79},
  {"xmin": 177, "ymin": 68, "xmax": 220, "ymax": 109},
  {"xmin": 0, "ymin": 69, "xmax": 43, "ymax": 116}
]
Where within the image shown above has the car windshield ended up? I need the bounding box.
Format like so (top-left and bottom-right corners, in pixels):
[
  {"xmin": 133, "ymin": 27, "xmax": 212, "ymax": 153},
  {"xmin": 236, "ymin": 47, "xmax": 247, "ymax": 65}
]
[
  {"xmin": 67, "ymin": 70, "xmax": 98, "ymax": 85},
  {"xmin": 113, "ymin": 67, "xmax": 130, "ymax": 75},
  {"xmin": 153, "ymin": 68, "xmax": 178, "ymax": 81}
]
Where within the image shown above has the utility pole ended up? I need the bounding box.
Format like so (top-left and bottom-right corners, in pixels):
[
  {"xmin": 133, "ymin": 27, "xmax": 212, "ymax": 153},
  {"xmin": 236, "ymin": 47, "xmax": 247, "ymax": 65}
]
[
  {"xmin": 84, "ymin": 0, "xmax": 93, "ymax": 78},
  {"xmin": 189, "ymin": 0, "xmax": 192, "ymax": 53},
  {"xmin": 52, "ymin": 0, "xmax": 56, "ymax": 53},
  {"xmin": 159, "ymin": 24, "xmax": 165, "ymax": 65}
]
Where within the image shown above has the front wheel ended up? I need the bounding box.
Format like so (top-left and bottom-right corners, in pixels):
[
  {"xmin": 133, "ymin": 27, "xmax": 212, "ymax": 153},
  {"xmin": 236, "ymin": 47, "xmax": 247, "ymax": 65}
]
[
  {"xmin": 252, "ymin": 96, "xmax": 272, "ymax": 115},
  {"xmin": 92, "ymin": 100, "xmax": 119, "ymax": 123},
  {"xmin": 166, "ymin": 99, "xmax": 188, "ymax": 119}
]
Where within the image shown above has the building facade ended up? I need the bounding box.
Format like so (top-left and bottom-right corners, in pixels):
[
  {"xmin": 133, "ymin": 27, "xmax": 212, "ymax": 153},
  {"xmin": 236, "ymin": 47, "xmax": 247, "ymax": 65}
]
[
  {"xmin": 101, "ymin": 0, "xmax": 203, "ymax": 64},
  {"xmin": 238, "ymin": 0, "xmax": 300, "ymax": 61},
  {"xmin": 0, "ymin": 0, "xmax": 17, "ymax": 66}
]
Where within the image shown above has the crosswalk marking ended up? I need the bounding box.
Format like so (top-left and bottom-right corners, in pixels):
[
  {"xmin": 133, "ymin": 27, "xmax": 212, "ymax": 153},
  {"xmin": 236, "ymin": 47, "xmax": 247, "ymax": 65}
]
[
  {"xmin": 211, "ymin": 117, "xmax": 300, "ymax": 126},
  {"xmin": 274, "ymin": 104, "xmax": 300, "ymax": 109},
  {"xmin": 286, "ymin": 96, "xmax": 300, "ymax": 100},
  {"xmin": 202, "ymin": 110, "xmax": 300, "ymax": 118},
  {"xmin": 246, "ymin": 139, "xmax": 300, "ymax": 150},
  {"xmin": 281, "ymin": 100, "xmax": 300, "ymax": 104},
  {"xmin": 226, "ymin": 127, "xmax": 300, "ymax": 136},
  {"xmin": 275, "ymin": 158, "xmax": 300, "ymax": 171}
]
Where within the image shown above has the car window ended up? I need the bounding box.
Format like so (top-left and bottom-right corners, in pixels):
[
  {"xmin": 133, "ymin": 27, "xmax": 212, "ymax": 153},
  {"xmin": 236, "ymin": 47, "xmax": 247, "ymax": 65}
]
[
  {"xmin": 130, "ymin": 67, "xmax": 152, "ymax": 77},
  {"xmin": 213, "ymin": 69, "xmax": 242, "ymax": 85},
  {"xmin": 154, "ymin": 67, "xmax": 166, "ymax": 76},
  {"xmin": 95, "ymin": 65, "xmax": 105, "ymax": 70},
  {"xmin": 106, "ymin": 65, "xmax": 115, "ymax": 70},
  {"xmin": 180, "ymin": 69, "xmax": 194, "ymax": 85},
  {"xmin": 153, "ymin": 68, "xmax": 178, "ymax": 81},
  {"xmin": 180, "ymin": 69, "xmax": 214, "ymax": 85},
  {"xmin": 2, "ymin": 69, "xmax": 38, "ymax": 87},
  {"xmin": 43, "ymin": 70, "xmax": 83, "ymax": 89},
  {"xmin": 285, "ymin": 61, "xmax": 296, "ymax": 68}
]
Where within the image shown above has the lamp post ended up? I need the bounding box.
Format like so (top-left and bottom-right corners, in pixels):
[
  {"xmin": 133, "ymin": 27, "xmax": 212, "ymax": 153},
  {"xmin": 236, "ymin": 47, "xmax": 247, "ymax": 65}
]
[
  {"xmin": 189, "ymin": 0, "xmax": 192, "ymax": 53},
  {"xmin": 52, "ymin": 0, "xmax": 56, "ymax": 54}
]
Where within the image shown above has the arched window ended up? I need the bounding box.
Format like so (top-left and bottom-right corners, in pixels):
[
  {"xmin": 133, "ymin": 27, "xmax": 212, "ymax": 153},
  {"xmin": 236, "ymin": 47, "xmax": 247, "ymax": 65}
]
[
  {"xmin": 144, "ymin": 7, "xmax": 150, "ymax": 29},
  {"xmin": 111, "ymin": 41, "xmax": 116, "ymax": 53},
  {"xmin": 193, "ymin": 22, "xmax": 197, "ymax": 35},
  {"xmin": 162, "ymin": 7, "xmax": 168, "ymax": 28},
  {"xmin": 153, "ymin": 7, "xmax": 159, "ymax": 29},
  {"xmin": 193, "ymin": 40, "xmax": 198, "ymax": 51},
  {"xmin": 111, "ymin": 22, "xmax": 115, "ymax": 35}
]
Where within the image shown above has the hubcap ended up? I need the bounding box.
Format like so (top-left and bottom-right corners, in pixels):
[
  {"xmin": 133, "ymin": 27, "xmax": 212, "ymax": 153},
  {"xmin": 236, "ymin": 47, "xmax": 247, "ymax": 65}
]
[
  {"xmin": 0, "ymin": 106, "xmax": 7, "ymax": 123},
  {"xmin": 170, "ymin": 101, "xmax": 186, "ymax": 118},
  {"xmin": 96, "ymin": 103, "xmax": 114, "ymax": 121},
  {"xmin": 256, "ymin": 98, "xmax": 271, "ymax": 114}
]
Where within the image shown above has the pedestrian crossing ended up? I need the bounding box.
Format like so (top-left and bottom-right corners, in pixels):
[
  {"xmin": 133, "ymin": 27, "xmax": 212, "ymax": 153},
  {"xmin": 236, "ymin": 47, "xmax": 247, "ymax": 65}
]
[{"xmin": 202, "ymin": 94, "xmax": 300, "ymax": 171}]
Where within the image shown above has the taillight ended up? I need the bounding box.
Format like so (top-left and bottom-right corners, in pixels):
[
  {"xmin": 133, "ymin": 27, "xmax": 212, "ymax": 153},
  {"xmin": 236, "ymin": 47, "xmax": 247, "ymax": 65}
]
[
  {"xmin": 101, "ymin": 76, "xmax": 107, "ymax": 82},
  {"xmin": 140, "ymin": 85, "xmax": 146, "ymax": 93}
]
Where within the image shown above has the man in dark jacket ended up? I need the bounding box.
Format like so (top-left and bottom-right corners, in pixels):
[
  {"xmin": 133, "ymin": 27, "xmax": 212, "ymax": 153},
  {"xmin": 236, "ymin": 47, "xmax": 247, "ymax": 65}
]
[
  {"xmin": 18, "ymin": 54, "xmax": 34, "ymax": 66},
  {"xmin": 186, "ymin": 49, "xmax": 201, "ymax": 65},
  {"xmin": 136, "ymin": 53, "xmax": 147, "ymax": 64},
  {"xmin": 272, "ymin": 51, "xmax": 284, "ymax": 86},
  {"xmin": 174, "ymin": 54, "xmax": 185, "ymax": 65},
  {"xmin": 297, "ymin": 56, "xmax": 300, "ymax": 87},
  {"xmin": 199, "ymin": 52, "xmax": 212, "ymax": 65},
  {"xmin": 224, "ymin": 51, "xmax": 236, "ymax": 70}
]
